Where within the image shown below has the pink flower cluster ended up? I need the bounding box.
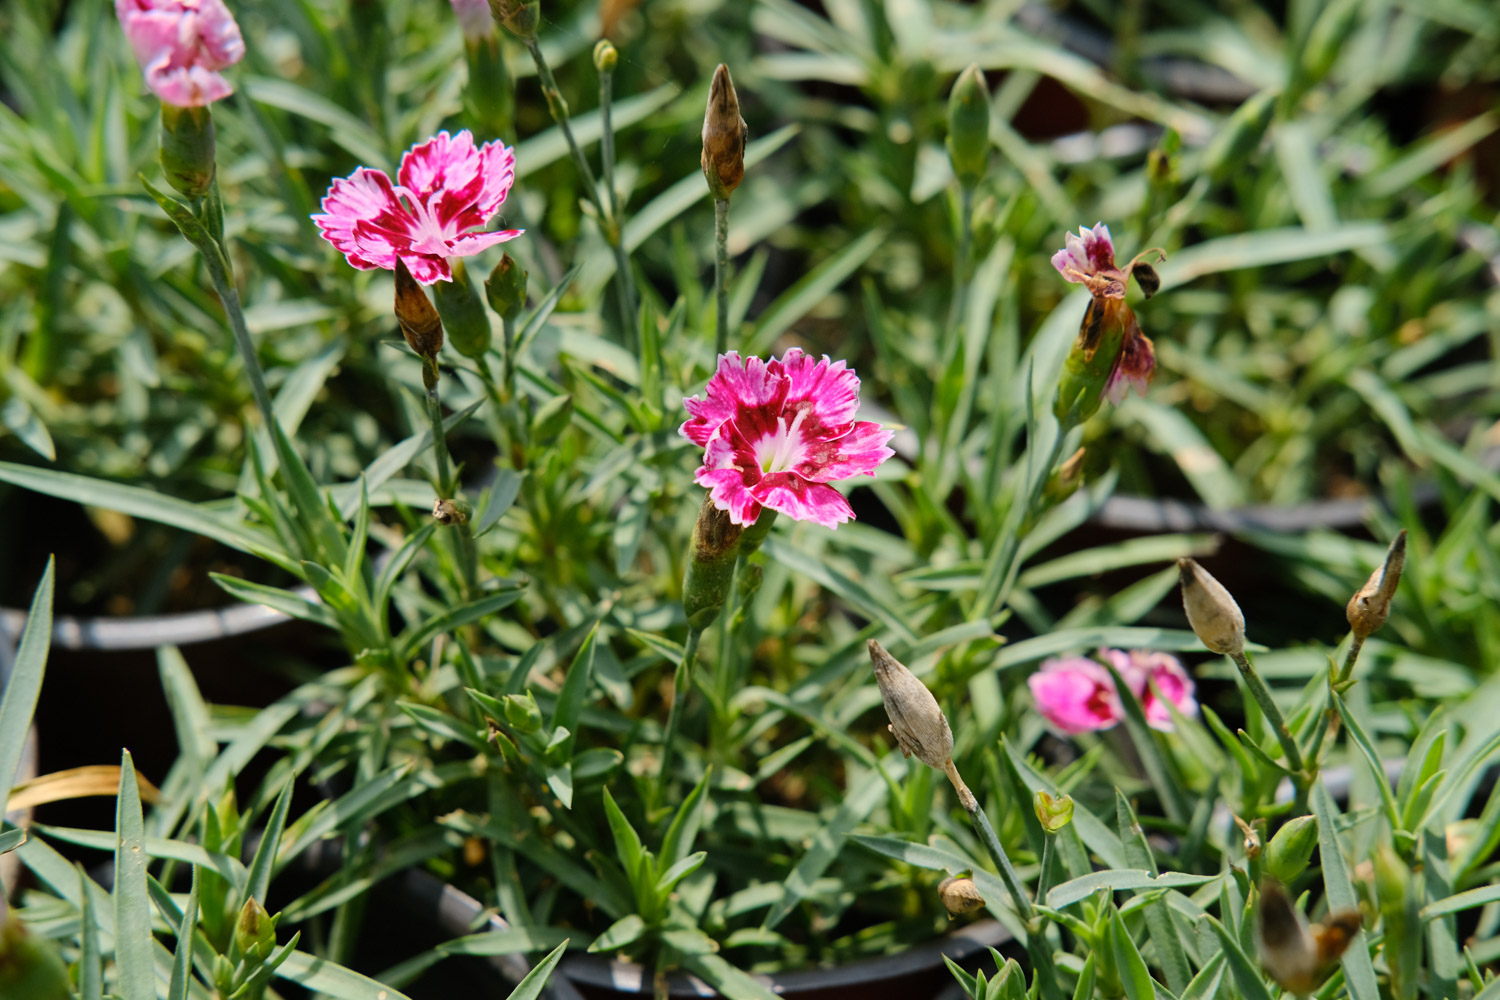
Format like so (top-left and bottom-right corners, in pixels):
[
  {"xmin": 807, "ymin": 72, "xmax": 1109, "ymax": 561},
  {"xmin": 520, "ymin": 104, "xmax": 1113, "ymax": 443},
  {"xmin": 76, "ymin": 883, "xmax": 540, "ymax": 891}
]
[
  {"xmin": 1027, "ymin": 649, "xmax": 1196, "ymax": 734},
  {"xmin": 1052, "ymin": 223, "xmax": 1157, "ymax": 405},
  {"xmin": 115, "ymin": 0, "xmax": 246, "ymax": 107},
  {"xmin": 679, "ymin": 350, "xmax": 894, "ymax": 528},
  {"xmin": 314, "ymin": 130, "xmax": 523, "ymax": 285}
]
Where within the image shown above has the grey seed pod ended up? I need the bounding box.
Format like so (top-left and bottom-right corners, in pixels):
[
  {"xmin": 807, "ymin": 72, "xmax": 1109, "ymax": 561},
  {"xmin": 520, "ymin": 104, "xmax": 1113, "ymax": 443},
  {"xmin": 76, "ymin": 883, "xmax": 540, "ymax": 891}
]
[
  {"xmin": 868, "ymin": 640, "xmax": 953, "ymax": 771},
  {"xmin": 701, "ymin": 63, "xmax": 748, "ymax": 200},
  {"xmin": 938, "ymin": 876, "xmax": 985, "ymax": 918},
  {"xmin": 1347, "ymin": 530, "xmax": 1406, "ymax": 639},
  {"xmin": 1178, "ymin": 558, "xmax": 1246, "ymax": 656}
]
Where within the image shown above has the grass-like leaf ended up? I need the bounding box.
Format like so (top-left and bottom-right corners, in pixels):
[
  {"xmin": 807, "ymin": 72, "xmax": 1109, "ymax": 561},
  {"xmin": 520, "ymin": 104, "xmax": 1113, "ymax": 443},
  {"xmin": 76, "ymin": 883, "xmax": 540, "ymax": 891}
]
[
  {"xmin": 0, "ymin": 557, "xmax": 52, "ymax": 819},
  {"xmin": 114, "ymin": 749, "xmax": 154, "ymax": 1000}
]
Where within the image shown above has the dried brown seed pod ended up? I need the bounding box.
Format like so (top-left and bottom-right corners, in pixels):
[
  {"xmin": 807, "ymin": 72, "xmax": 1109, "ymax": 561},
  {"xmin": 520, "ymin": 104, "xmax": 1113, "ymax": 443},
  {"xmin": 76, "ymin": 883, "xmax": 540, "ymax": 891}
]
[
  {"xmin": 1178, "ymin": 558, "xmax": 1246, "ymax": 656},
  {"xmin": 1346, "ymin": 530, "xmax": 1406, "ymax": 639},
  {"xmin": 433, "ymin": 498, "xmax": 467, "ymax": 525},
  {"xmin": 868, "ymin": 640, "xmax": 953, "ymax": 771},
  {"xmin": 701, "ymin": 63, "xmax": 747, "ymax": 200},
  {"xmin": 938, "ymin": 876, "xmax": 985, "ymax": 918},
  {"xmin": 395, "ymin": 258, "xmax": 444, "ymax": 359}
]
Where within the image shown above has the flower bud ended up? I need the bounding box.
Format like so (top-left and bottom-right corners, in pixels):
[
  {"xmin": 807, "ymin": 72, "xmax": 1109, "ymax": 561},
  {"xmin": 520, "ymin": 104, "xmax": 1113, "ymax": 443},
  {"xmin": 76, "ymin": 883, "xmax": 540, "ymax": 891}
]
[
  {"xmin": 504, "ymin": 691, "xmax": 544, "ymax": 733},
  {"xmin": 1346, "ymin": 530, "xmax": 1405, "ymax": 640},
  {"xmin": 234, "ymin": 897, "xmax": 277, "ymax": 963},
  {"xmin": 945, "ymin": 65, "xmax": 991, "ymax": 187},
  {"xmin": 701, "ymin": 64, "xmax": 748, "ymax": 200},
  {"xmin": 485, "ymin": 253, "xmax": 529, "ymax": 321},
  {"xmin": 593, "ymin": 39, "xmax": 618, "ymax": 73},
  {"xmin": 937, "ymin": 876, "xmax": 985, "ymax": 918},
  {"xmin": 1054, "ymin": 297, "xmax": 1129, "ymax": 425},
  {"xmin": 1264, "ymin": 815, "xmax": 1319, "ymax": 884},
  {"xmin": 1203, "ymin": 90, "xmax": 1275, "ymax": 183},
  {"xmin": 0, "ymin": 921, "xmax": 71, "ymax": 1000},
  {"xmin": 1034, "ymin": 790, "xmax": 1074, "ymax": 834},
  {"xmin": 868, "ymin": 640, "xmax": 953, "ymax": 772},
  {"xmin": 1177, "ymin": 558, "xmax": 1246, "ymax": 657},
  {"xmin": 431, "ymin": 259, "xmax": 492, "ymax": 360},
  {"xmin": 395, "ymin": 259, "xmax": 445, "ymax": 359},
  {"xmin": 487, "ymin": 0, "xmax": 539, "ymax": 37},
  {"xmin": 682, "ymin": 497, "xmax": 744, "ymax": 629},
  {"xmin": 433, "ymin": 498, "xmax": 469, "ymax": 526},
  {"xmin": 159, "ymin": 104, "xmax": 216, "ymax": 200}
]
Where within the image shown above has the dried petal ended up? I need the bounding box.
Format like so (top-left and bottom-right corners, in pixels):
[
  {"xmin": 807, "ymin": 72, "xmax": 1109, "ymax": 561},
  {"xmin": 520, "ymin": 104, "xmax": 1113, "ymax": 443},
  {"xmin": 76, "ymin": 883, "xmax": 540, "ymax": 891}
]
[
  {"xmin": 1346, "ymin": 530, "xmax": 1406, "ymax": 639},
  {"xmin": 868, "ymin": 640, "xmax": 953, "ymax": 771},
  {"xmin": 1178, "ymin": 558, "xmax": 1246, "ymax": 656}
]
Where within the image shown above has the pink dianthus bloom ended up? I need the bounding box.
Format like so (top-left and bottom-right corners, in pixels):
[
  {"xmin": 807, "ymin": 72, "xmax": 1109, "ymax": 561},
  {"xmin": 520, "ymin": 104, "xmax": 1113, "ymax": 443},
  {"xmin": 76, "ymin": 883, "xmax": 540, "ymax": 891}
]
[
  {"xmin": 313, "ymin": 130, "xmax": 523, "ymax": 285},
  {"xmin": 1051, "ymin": 222, "xmax": 1124, "ymax": 295},
  {"xmin": 449, "ymin": 0, "xmax": 494, "ymax": 40},
  {"xmin": 1098, "ymin": 648, "xmax": 1197, "ymax": 731},
  {"xmin": 679, "ymin": 349, "xmax": 894, "ymax": 529},
  {"xmin": 1028, "ymin": 656, "xmax": 1123, "ymax": 734},
  {"xmin": 115, "ymin": 0, "xmax": 245, "ymax": 107}
]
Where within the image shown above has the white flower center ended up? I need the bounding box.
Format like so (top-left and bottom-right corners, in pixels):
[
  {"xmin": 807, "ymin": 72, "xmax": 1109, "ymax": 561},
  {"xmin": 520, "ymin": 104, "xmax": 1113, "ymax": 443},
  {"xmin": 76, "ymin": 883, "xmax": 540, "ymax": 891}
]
[{"xmin": 754, "ymin": 409, "xmax": 810, "ymax": 474}]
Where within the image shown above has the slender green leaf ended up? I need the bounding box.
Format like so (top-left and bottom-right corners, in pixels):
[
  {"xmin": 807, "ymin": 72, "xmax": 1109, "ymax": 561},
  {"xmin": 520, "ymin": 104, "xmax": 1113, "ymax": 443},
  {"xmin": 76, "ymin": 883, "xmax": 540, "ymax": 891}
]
[
  {"xmin": 1111, "ymin": 908, "xmax": 1158, "ymax": 1000},
  {"xmin": 504, "ymin": 940, "xmax": 569, "ymax": 1000},
  {"xmin": 1047, "ymin": 870, "xmax": 1218, "ymax": 910},
  {"xmin": 1200, "ymin": 914, "xmax": 1274, "ymax": 1000},
  {"xmin": 114, "ymin": 749, "xmax": 154, "ymax": 1000},
  {"xmin": 397, "ymin": 587, "xmax": 524, "ymax": 661},
  {"xmin": 0, "ymin": 558, "xmax": 52, "ymax": 817},
  {"xmin": 167, "ymin": 868, "xmax": 199, "ymax": 1000},
  {"xmin": 589, "ymin": 914, "xmax": 647, "ymax": 953},
  {"xmin": 242, "ymin": 780, "xmax": 293, "ymax": 911},
  {"xmin": 1313, "ymin": 780, "xmax": 1381, "ymax": 1000}
]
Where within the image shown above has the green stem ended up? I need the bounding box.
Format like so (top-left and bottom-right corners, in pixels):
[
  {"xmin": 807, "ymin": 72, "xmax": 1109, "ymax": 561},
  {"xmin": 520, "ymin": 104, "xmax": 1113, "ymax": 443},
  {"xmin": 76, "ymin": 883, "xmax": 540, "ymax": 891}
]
[
  {"xmin": 945, "ymin": 183, "xmax": 975, "ymax": 340},
  {"xmin": 1303, "ymin": 632, "xmax": 1366, "ymax": 798},
  {"xmin": 714, "ymin": 197, "xmax": 730, "ymax": 356},
  {"xmin": 525, "ymin": 37, "xmax": 637, "ymax": 345},
  {"xmin": 1230, "ymin": 649, "xmax": 1305, "ymax": 776},
  {"xmin": 198, "ymin": 184, "xmax": 275, "ymax": 430},
  {"xmin": 971, "ymin": 423, "xmax": 1068, "ymax": 618},
  {"xmin": 658, "ymin": 627, "xmax": 703, "ymax": 793},
  {"xmin": 423, "ymin": 356, "xmax": 479, "ymax": 597},
  {"xmin": 501, "ymin": 316, "xmax": 518, "ymax": 403}
]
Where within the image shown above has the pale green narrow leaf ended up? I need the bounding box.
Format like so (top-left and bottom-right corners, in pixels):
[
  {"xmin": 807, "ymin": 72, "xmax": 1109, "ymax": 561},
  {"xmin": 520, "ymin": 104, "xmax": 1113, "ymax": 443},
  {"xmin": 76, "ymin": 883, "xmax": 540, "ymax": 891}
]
[
  {"xmin": 504, "ymin": 940, "xmax": 569, "ymax": 1000},
  {"xmin": 1313, "ymin": 780, "xmax": 1381, "ymax": 1000},
  {"xmin": 747, "ymin": 229, "xmax": 886, "ymax": 354},
  {"xmin": 1047, "ymin": 870, "xmax": 1218, "ymax": 910},
  {"xmin": 682, "ymin": 952, "xmax": 782, "ymax": 1000},
  {"xmin": 1111, "ymin": 908, "xmax": 1158, "ymax": 1000},
  {"xmin": 1, "ymin": 395, "xmax": 55, "ymax": 461},
  {"xmin": 589, "ymin": 914, "xmax": 647, "ymax": 953},
  {"xmin": 242, "ymin": 780, "xmax": 293, "ymax": 910},
  {"xmin": 276, "ymin": 950, "xmax": 416, "ymax": 1000},
  {"xmin": 77, "ymin": 864, "xmax": 103, "ymax": 1000},
  {"xmin": 0, "ymin": 558, "xmax": 52, "ymax": 817},
  {"xmin": 397, "ymin": 588, "xmax": 524, "ymax": 661},
  {"xmin": 475, "ymin": 469, "xmax": 524, "ymax": 538},
  {"xmin": 1201, "ymin": 914, "xmax": 1273, "ymax": 1000},
  {"xmin": 167, "ymin": 868, "xmax": 199, "ymax": 1000},
  {"xmin": 553, "ymin": 623, "xmax": 600, "ymax": 741},
  {"xmin": 115, "ymin": 749, "xmax": 154, "ymax": 1000},
  {"xmin": 763, "ymin": 758, "xmax": 907, "ymax": 930},
  {"xmin": 156, "ymin": 646, "xmax": 216, "ymax": 766}
]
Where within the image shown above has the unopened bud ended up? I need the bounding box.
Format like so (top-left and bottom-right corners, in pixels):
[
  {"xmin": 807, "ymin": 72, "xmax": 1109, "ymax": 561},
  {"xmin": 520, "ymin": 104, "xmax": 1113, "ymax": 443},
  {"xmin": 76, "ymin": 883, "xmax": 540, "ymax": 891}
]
[
  {"xmin": 945, "ymin": 65, "xmax": 991, "ymax": 187},
  {"xmin": 1054, "ymin": 297, "xmax": 1129, "ymax": 425},
  {"xmin": 234, "ymin": 898, "xmax": 277, "ymax": 963},
  {"xmin": 937, "ymin": 876, "xmax": 985, "ymax": 918},
  {"xmin": 431, "ymin": 259, "xmax": 492, "ymax": 359},
  {"xmin": 868, "ymin": 640, "xmax": 953, "ymax": 772},
  {"xmin": 701, "ymin": 64, "xmax": 747, "ymax": 200},
  {"xmin": 1044, "ymin": 447, "xmax": 1086, "ymax": 504},
  {"xmin": 159, "ymin": 104, "xmax": 217, "ymax": 200},
  {"xmin": 1264, "ymin": 815, "xmax": 1319, "ymax": 883},
  {"xmin": 593, "ymin": 39, "xmax": 618, "ymax": 73},
  {"xmin": 504, "ymin": 692, "xmax": 543, "ymax": 733},
  {"xmin": 1346, "ymin": 531, "xmax": 1405, "ymax": 639},
  {"xmin": 433, "ymin": 498, "xmax": 468, "ymax": 525},
  {"xmin": 1178, "ymin": 558, "xmax": 1246, "ymax": 656},
  {"xmin": 682, "ymin": 497, "xmax": 744, "ymax": 629},
  {"xmin": 395, "ymin": 259, "xmax": 444, "ymax": 358},
  {"xmin": 0, "ymin": 921, "xmax": 71, "ymax": 1000},
  {"xmin": 485, "ymin": 253, "xmax": 528, "ymax": 321},
  {"xmin": 1034, "ymin": 790, "xmax": 1074, "ymax": 833},
  {"xmin": 487, "ymin": 0, "xmax": 538, "ymax": 37}
]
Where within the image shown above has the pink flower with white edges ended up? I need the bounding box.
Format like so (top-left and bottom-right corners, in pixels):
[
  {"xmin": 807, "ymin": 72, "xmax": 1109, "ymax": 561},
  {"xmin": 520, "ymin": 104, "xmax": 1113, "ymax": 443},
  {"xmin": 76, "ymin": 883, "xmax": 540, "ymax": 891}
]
[
  {"xmin": 312, "ymin": 130, "xmax": 523, "ymax": 285},
  {"xmin": 679, "ymin": 349, "xmax": 894, "ymax": 529},
  {"xmin": 1098, "ymin": 648, "xmax": 1197, "ymax": 731},
  {"xmin": 115, "ymin": 0, "xmax": 245, "ymax": 107},
  {"xmin": 1028, "ymin": 656, "xmax": 1124, "ymax": 734}
]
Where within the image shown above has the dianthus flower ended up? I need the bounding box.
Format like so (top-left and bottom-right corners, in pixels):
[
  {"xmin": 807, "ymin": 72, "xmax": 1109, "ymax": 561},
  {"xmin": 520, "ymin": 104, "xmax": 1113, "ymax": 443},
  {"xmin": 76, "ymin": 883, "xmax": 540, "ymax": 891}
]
[
  {"xmin": 1097, "ymin": 648, "xmax": 1197, "ymax": 731},
  {"xmin": 313, "ymin": 130, "xmax": 522, "ymax": 285},
  {"xmin": 115, "ymin": 0, "xmax": 245, "ymax": 107},
  {"xmin": 1052, "ymin": 223, "xmax": 1163, "ymax": 409},
  {"xmin": 1028, "ymin": 656, "xmax": 1123, "ymax": 734},
  {"xmin": 679, "ymin": 350, "xmax": 894, "ymax": 529}
]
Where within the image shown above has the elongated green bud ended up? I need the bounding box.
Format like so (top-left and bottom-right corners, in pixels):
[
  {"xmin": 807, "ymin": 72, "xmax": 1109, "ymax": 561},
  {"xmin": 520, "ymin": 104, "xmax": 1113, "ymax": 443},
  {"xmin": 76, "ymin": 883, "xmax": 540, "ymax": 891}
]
[
  {"xmin": 487, "ymin": 0, "xmax": 538, "ymax": 38},
  {"xmin": 0, "ymin": 921, "xmax": 71, "ymax": 1000},
  {"xmin": 160, "ymin": 104, "xmax": 216, "ymax": 200},
  {"xmin": 1203, "ymin": 91, "xmax": 1275, "ymax": 183},
  {"xmin": 945, "ymin": 65, "xmax": 991, "ymax": 187},
  {"xmin": 1264, "ymin": 815, "xmax": 1318, "ymax": 883},
  {"xmin": 431, "ymin": 259, "xmax": 492, "ymax": 359},
  {"xmin": 463, "ymin": 33, "xmax": 515, "ymax": 141},
  {"xmin": 485, "ymin": 253, "xmax": 528, "ymax": 321},
  {"xmin": 234, "ymin": 898, "xmax": 277, "ymax": 963},
  {"xmin": 682, "ymin": 497, "xmax": 743, "ymax": 629},
  {"xmin": 504, "ymin": 692, "xmax": 543, "ymax": 733}
]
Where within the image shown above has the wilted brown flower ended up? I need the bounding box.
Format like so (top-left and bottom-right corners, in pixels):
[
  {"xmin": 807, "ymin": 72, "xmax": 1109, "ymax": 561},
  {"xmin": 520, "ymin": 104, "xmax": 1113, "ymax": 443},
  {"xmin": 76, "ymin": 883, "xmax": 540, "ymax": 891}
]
[
  {"xmin": 937, "ymin": 876, "xmax": 985, "ymax": 918},
  {"xmin": 1346, "ymin": 530, "xmax": 1406, "ymax": 639}
]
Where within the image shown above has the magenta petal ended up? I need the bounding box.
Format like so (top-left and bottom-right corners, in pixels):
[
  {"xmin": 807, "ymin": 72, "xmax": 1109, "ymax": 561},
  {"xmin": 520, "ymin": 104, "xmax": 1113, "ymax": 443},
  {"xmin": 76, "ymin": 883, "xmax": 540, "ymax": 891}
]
[
  {"xmin": 116, "ymin": 0, "xmax": 243, "ymax": 107},
  {"xmin": 446, "ymin": 229, "xmax": 524, "ymax": 257},
  {"xmin": 796, "ymin": 419, "xmax": 894, "ymax": 483},
  {"xmin": 398, "ymin": 130, "xmax": 466, "ymax": 203},
  {"xmin": 750, "ymin": 474, "xmax": 854, "ymax": 528},
  {"xmin": 773, "ymin": 348, "xmax": 863, "ymax": 429},
  {"xmin": 696, "ymin": 467, "xmax": 764, "ymax": 525},
  {"xmin": 1028, "ymin": 656, "xmax": 1122, "ymax": 734},
  {"xmin": 399, "ymin": 253, "xmax": 453, "ymax": 284}
]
